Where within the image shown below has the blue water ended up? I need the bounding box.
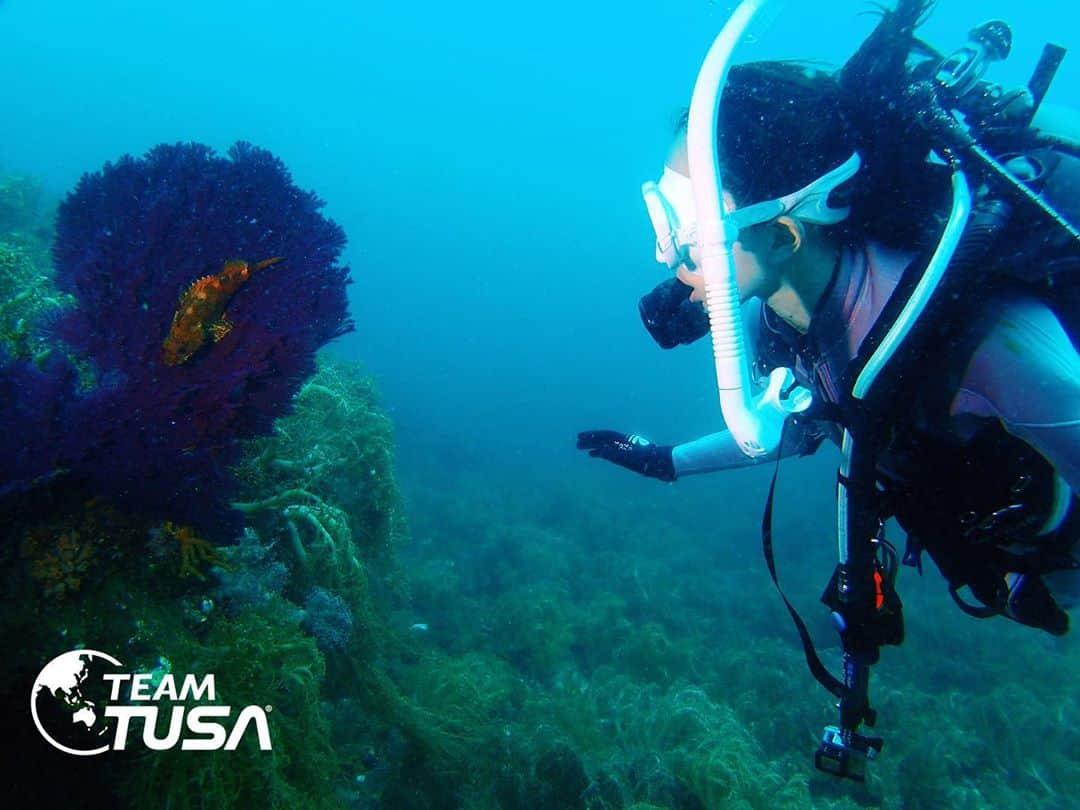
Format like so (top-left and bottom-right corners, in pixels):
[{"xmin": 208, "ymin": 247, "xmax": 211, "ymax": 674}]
[
  {"xmin": 1, "ymin": 0, "xmax": 1075, "ymax": 472},
  {"xmin": 2, "ymin": 2, "xmax": 1079, "ymax": 804}
]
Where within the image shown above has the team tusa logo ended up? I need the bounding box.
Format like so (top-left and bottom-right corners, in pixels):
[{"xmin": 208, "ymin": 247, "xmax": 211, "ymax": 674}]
[{"xmin": 30, "ymin": 649, "xmax": 272, "ymax": 755}]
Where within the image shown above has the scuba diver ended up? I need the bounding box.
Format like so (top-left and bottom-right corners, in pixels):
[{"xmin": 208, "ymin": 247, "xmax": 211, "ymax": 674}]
[{"xmin": 577, "ymin": 0, "xmax": 1080, "ymax": 780}]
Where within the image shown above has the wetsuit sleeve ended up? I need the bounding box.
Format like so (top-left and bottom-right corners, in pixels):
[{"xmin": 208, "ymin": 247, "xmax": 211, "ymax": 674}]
[
  {"xmin": 671, "ymin": 417, "xmax": 824, "ymax": 477},
  {"xmin": 951, "ymin": 295, "xmax": 1080, "ymax": 494}
]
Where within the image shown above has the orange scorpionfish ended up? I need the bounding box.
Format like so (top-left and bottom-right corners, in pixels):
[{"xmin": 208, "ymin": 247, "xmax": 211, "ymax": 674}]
[{"xmin": 162, "ymin": 256, "xmax": 283, "ymax": 366}]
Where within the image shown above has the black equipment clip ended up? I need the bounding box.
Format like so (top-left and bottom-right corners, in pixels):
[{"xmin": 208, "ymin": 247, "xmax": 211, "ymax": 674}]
[{"xmin": 814, "ymin": 525, "xmax": 904, "ymax": 781}]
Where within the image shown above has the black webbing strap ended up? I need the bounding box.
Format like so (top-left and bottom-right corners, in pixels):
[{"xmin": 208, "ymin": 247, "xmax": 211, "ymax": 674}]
[{"xmin": 761, "ymin": 421, "xmax": 844, "ymax": 699}]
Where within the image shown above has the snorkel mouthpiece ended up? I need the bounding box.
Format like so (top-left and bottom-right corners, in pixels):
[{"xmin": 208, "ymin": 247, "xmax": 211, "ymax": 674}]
[{"xmin": 684, "ymin": 0, "xmax": 810, "ymax": 457}]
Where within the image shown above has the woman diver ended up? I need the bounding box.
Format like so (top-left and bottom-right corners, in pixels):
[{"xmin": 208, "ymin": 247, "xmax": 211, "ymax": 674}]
[
  {"xmin": 579, "ymin": 0, "xmax": 1080, "ymax": 776},
  {"xmin": 578, "ymin": 2, "xmax": 1080, "ymax": 639}
]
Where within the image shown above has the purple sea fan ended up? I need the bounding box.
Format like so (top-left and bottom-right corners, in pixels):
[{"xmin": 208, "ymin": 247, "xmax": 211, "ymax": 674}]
[
  {"xmin": 45, "ymin": 141, "xmax": 353, "ymax": 531},
  {"xmin": 0, "ymin": 347, "xmax": 81, "ymax": 501}
]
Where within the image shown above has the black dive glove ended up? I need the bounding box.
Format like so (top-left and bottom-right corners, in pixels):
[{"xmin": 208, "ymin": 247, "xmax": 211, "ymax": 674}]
[{"xmin": 576, "ymin": 431, "xmax": 677, "ymax": 482}]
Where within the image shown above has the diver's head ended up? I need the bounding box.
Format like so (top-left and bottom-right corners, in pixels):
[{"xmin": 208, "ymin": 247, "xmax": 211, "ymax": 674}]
[
  {"xmin": 696, "ymin": 63, "xmax": 857, "ymax": 217},
  {"xmin": 639, "ymin": 62, "xmax": 859, "ymax": 340},
  {"xmin": 646, "ymin": 63, "xmax": 858, "ymax": 296}
]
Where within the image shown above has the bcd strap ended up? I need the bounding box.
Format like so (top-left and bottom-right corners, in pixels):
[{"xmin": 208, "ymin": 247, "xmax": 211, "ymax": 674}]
[
  {"xmin": 760, "ymin": 421, "xmax": 905, "ymax": 736},
  {"xmin": 761, "ymin": 421, "xmax": 844, "ymax": 700}
]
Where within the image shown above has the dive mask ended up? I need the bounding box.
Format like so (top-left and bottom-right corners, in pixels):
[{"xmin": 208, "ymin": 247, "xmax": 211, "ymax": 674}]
[
  {"xmin": 642, "ymin": 167, "xmax": 699, "ymax": 269},
  {"xmin": 641, "ymin": 151, "xmax": 863, "ymax": 270}
]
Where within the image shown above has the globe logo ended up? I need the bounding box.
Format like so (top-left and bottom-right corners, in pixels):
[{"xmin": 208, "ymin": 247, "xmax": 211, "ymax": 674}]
[{"xmin": 30, "ymin": 649, "xmax": 123, "ymax": 756}]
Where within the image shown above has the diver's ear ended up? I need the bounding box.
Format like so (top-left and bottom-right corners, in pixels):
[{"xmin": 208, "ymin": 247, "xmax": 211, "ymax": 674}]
[{"xmin": 773, "ymin": 216, "xmax": 804, "ymax": 254}]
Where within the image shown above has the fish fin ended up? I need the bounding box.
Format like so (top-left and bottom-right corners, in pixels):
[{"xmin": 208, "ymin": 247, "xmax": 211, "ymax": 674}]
[
  {"xmin": 181, "ymin": 276, "xmax": 213, "ymax": 302},
  {"xmin": 254, "ymin": 256, "xmax": 284, "ymax": 271},
  {"xmin": 210, "ymin": 316, "xmax": 233, "ymax": 342}
]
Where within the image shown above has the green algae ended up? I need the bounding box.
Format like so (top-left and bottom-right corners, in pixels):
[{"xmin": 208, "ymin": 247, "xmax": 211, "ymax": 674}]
[{"xmin": 2, "ymin": 195, "xmax": 1078, "ymax": 809}]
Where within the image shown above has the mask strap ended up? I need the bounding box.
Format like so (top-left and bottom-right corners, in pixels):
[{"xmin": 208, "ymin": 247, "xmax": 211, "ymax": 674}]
[{"xmin": 727, "ymin": 152, "xmax": 862, "ymax": 231}]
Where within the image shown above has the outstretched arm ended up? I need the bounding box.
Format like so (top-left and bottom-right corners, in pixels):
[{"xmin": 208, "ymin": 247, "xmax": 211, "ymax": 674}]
[
  {"xmin": 673, "ymin": 417, "xmax": 826, "ymax": 476},
  {"xmin": 577, "ymin": 417, "xmax": 824, "ymax": 481},
  {"xmin": 672, "ymin": 430, "xmax": 780, "ymax": 476}
]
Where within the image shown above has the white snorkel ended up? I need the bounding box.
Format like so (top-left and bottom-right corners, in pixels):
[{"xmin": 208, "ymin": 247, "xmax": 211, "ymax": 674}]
[
  {"xmin": 644, "ymin": 0, "xmax": 935, "ymax": 459},
  {"xmin": 682, "ymin": 0, "xmax": 809, "ymax": 457}
]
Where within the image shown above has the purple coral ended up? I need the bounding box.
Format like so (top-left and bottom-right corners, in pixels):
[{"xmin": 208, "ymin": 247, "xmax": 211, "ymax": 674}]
[
  {"xmin": 212, "ymin": 530, "xmax": 291, "ymax": 615},
  {"xmin": 301, "ymin": 587, "xmax": 354, "ymax": 652},
  {"xmin": 0, "ymin": 348, "xmax": 81, "ymax": 501},
  {"xmin": 1, "ymin": 142, "xmax": 352, "ymax": 532}
]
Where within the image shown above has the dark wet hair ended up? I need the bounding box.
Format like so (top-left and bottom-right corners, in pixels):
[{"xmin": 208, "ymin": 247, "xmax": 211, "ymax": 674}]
[{"xmin": 681, "ymin": 0, "xmax": 947, "ymax": 248}]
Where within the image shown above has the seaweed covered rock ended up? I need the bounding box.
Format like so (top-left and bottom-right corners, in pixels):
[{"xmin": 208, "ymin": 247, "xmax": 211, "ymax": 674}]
[
  {"xmin": 0, "ymin": 498, "xmax": 336, "ymax": 808},
  {"xmin": 494, "ymin": 741, "xmax": 591, "ymax": 810},
  {"xmin": 120, "ymin": 598, "xmax": 339, "ymax": 809},
  {"xmin": 1, "ymin": 354, "xmax": 425, "ymax": 808},
  {"xmin": 229, "ymin": 357, "xmax": 404, "ymax": 666},
  {"xmin": 233, "ymin": 356, "xmax": 403, "ymax": 564},
  {"xmin": 0, "ymin": 240, "xmax": 73, "ymax": 364},
  {"xmin": 0, "ymin": 173, "xmax": 78, "ymax": 485},
  {"xmin": 0, "ymin": 173, "xmax": 54, "ymax": 263},
  {"xmin": 0, "ymin": 173, "xmax": 42, "ymax": 230}
]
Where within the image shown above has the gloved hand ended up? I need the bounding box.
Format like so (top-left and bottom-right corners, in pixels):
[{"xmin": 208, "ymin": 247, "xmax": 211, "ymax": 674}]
[{"xmin": 576, "ymin": 430, "xmax": 677, "ymax": 482}]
